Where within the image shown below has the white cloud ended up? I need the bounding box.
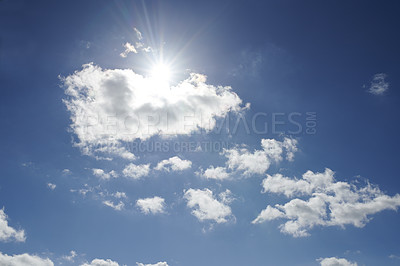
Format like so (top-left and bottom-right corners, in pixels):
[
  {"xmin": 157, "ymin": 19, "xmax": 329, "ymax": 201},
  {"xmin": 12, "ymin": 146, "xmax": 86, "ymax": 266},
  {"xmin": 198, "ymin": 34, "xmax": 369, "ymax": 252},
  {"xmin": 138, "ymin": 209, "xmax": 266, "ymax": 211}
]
[
  {"xmin": 389, "ymin": 254, "xmax": 400, "ymax": 260},
  {"xmin": 155, "ymin": 156, "xmax": 192, "ymax": 172},
  {"xmin": 218, "ymin": 189, "xmax": 235, "ymax": 204},
  {"xmin": 122, "ymin": 163, "xmax": 150, "ymax": 179},
  {"xmin": 81, "ymin": 258, "xmax": 119, "ymax": 266},
  {"xmin": 133, "ymin": 27, "xmax": 143, "ymax": 40},
  {"xmin": 62, "ymin": 169, "xmax": 71, "ymax": 175},
  {"xmin": 120, "ymin": 42, "xmax": 137, "ymax": 58},
  {"xmin": 61, "ymin": 251, "xmax": 77, "ymax": 262},
  {"xmin": 253, "ymin": 168, "xmax": 400, "ymax": 237},
  {"xmin": 47, "ymin": 183, "xmax": 56, "ymax": 190},
  {"xmin": 318, "ymin": 257, "xmax": 357, "ymax": 266},
  {"xmin": 200, "ymin": 166, "xmax": 230, "ymax": 180},
  {"xmin": 202, "ymin": 137, "xmax": 297, "ymax": 178},
  {"xmin": 367, "ymin": 73, "xmax": 389, "ymax": 95},
  {"xmin": 0, "ymin": 252, "xmax": 53, "ymax": 266},
  {"xmin": 62, "ymin": 63, "xmax": 243, "ymax": 160},
  {"xmin": 136, "ymin": 262, "xmax": 168, "ymax": 266},
  {"xmin": 0, "ymin": 208, "xmax": 25, "ymax": 242},
  {"xmin": 103, "ymin": 200, "xmax": 124, "ymax": 211},
  {"xmin": 136, "ymin": 196, "xmax": 165, "ymax": 214},
  {"xmin": 184, "ymin": 188, "xmax": 234, "ymax": 223},
  {"xmin": 92, "ymin": 168, "xmax": 118, "ymax": 180},
  {"xmin": 112, "ymin": 191, "xmax": 127, "ymax": 199}
]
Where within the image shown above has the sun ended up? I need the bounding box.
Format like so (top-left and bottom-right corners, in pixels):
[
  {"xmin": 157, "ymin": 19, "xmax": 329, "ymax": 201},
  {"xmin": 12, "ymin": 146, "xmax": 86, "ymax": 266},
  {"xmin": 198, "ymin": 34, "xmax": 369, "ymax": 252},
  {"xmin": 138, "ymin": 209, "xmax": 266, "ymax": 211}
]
[{"xmin": 151, "ymin": 63, "xmax": 171, "ymax": 82}]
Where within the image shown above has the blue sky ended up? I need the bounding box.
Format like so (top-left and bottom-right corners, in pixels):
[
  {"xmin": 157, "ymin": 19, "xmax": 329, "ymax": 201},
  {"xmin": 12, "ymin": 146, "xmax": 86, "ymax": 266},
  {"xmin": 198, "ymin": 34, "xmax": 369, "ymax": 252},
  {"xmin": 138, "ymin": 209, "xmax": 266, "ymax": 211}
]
[{"xmin": 1, "ymin": 0, "xmax": 400, "ymax": 265}]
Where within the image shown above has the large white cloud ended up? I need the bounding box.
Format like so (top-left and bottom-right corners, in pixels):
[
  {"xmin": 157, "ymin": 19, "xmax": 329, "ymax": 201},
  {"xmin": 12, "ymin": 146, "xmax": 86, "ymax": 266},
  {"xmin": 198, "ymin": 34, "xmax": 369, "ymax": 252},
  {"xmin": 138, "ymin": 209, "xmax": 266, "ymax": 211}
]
[
  {"xmin": 199, "ymin": 137, "xmax": 297, "ymax": 179},
  {"xmin": 62, "ymin": 63, "xmax": 244, "ymax": 159},
  {"xmin": 81, "ymin": 258, "xmax": 119, "ymax": 266},
  {"xmin": 253, "ymin": 168, "xmax": 400, "ymax": 237},
  {"xmin": 317, "ymin": 257, "xmax": 357, "ymax": 266},
  {"xmin": 0, "ymin": 252, "xmax": 53, "ymax": 266},
  {"xmin": 154, "ymin": 156, "xmax": 192, "ymax": 172},
  {"xmin": 0, "ymin": 208, "xmax": 25, "ymax": 242},
  {"xmin": 184, "ymin": 188, "xmax": 234, "ymax": 223},
  {"xmin": 136, "ymin": 196, "xmax": 166, "ymax": 214}
]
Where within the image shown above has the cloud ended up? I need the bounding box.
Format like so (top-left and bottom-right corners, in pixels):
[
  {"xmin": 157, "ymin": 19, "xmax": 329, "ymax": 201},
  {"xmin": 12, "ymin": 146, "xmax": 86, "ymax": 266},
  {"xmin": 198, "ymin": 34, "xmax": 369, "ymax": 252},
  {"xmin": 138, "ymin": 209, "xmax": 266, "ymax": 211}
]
[
  {"xmin": 367, "ymin": 73, "xmax": 389, "ymax": 95},
  {"xmin": 0, "ymin": 208, "xmax": 25, "ymax": 242},
  {"xmin": 184, "ymin": 188, "xmax": 234, "ymax": 223},
  {"xmin": 136, "ymin": 262, "xmax": 168, "ymax": 266},
  {"xmin": 317, "ymin": 257, "xmax": 357, "ymax": 266},
  {"xmin": 119, "ymin": 42, "xmax": 137, "ymax": 58},
  {"xmin": 200, "ymin": 137, "xmax": 297, "ymax": 179},
  {"xmin": 133, "ymin": 27, "xmax": 143, "ymax": 40},
  {"xmin": 62, "ymin": 251, "xmax": 77, "ymax": 262},
  {"xmin": 154, "ymin": 156, "xmax": 192, "ymax": 172},
  {"xmin": 389, "ymin": 254, "xmax": 400, "ymax": 260},
  {"xmin": 47, "ymin": 183, "xmax": 56, "ymax": 190},
  {"xmin": 62, "ymin": 169, "xmax": 71, "ymax": 175},
  {"xmin": 0, "ymin": 252, "xmax": 53, "ymax": 266},
  {"xmin": 103, "ymin": 200, "xmax": 124, "ymax": 211},
  {"xmin": 253, "ymin": 168, "xmax": 400, "ymax": 237},
  {"xmin": 112, "ymin": 191, "xmax": 127, "ymax": 199},
  {"xmin": 62, "ymin": 63, "xmax": 243, "ymax": 160},
  {"xmin": 92, "ymin": 168, "xmax": 118, "ymax": 180},
  {"xmin": 81, "ymin": 258, "xmax": 119, "ymax": 266},
  {"xmin": 122, "ymin": 163, "xmax": 150, "ymax": 179},
  {"xmin": 199, "ymin": 166, "xmax": 230, "ymax": 180},
  {"xmin": 136, "ymin": 196, "xmax": 166, "ymax": 214}
]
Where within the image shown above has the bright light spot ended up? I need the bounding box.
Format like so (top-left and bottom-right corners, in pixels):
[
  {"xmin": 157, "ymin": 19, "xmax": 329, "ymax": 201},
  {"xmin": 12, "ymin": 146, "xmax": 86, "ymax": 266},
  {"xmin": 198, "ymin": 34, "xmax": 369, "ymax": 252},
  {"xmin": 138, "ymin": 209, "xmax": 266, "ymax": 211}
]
[{"xmin": 151, "ymin": 63, "xmax": 171, "ymax": 82}]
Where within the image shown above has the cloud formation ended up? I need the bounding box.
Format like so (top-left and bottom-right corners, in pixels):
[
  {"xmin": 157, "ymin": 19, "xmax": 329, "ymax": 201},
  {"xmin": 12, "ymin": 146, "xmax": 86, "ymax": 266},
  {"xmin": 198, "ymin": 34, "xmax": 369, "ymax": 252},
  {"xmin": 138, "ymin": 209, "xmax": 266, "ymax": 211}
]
[
  {"xmin": 155, "ymin": 156, "xmax": 192, "ymax": 172},
  {"xmin": 199, "ymin": 137, "xmax": 297, "ymax": 179},
  {"xmin": 92, "ymin": 168, "xmax": 118, "ymax": 180},
  {"xmin": 103, "ymin": 200, "xmax": 124, "ymax": 211},
  {"xmin": 136, "ymin": 262, "xmax": 168, "ymax": 266},
  {"xmin": 184, "ymin": 188, "xmax": 234, "ymax": 223},
  {"xmin": 367, "ymin": 73, "xmax": 389, "ymax": 95},
  {"xmin": 62, "ymin": 64, "xmax": 243, "ymax": 160},
  {"xmin": 253, "ymin": 168, "xmax": 400, "ymax": 237},
  {"xmin": 123, "ymin": 163, "xmax": 150, "ymax": 179},
  {"xmin": 318, "ymin": 257, "xmax": 357, "ymax": 266},
  {"xmin": 81, "ymin": 258, "xmax": 119, "ymax": 266},
  {"xmin": 136, "ymin": 196, "xmax": 166, "ymax": 214},
  {"xmin": 0, "ymin": 208, "xmax": 25, "ymax": 242},
  {"xmin": 0, "ymin": 252, "xmax": 53, "ymax": 266}
]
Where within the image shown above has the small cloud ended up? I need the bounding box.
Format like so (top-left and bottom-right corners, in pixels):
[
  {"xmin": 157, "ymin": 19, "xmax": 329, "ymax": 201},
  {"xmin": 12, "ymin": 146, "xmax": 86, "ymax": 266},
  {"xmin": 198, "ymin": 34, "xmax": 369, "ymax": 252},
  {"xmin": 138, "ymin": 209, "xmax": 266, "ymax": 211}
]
[
  {"xmin": 317, "ymin": 257, "xmax": 357, "ymax": 266},
  {"xmin": 92, "ymin": 168, "xmax": 118, "ymax": 180},
  {"xmin": 120, "ymin": 42, "xmax": 137, "ymax": 58},
  {"xmin": 154, "ymin": 156, "xmax": 192, "ymax": 172},
  {"xmin": 133, "ymin": 27, "xmax": 143, "ymax": 40},
  {"xmin": 389, "ymin": 254, "xmax": 400, "ymax": 260},
  {"xmin": 367, "ymin": 73, "xmax": 389, "ymax": 95},
  {"xmin": 47, "ymin": 183, "xmax": 56, "ymax": 190},
  {"xmin": 112, "ymin": 191, "xmax": 127, "ymax": 199},
  {"xmin": 62, "ymin": 169, "xmax": 71, "ymax": 175},
  {"xmin": 122, "ymin": 163, "xmax": 150, "ymax": 179},
  {"xmin": 136, "ymin": 196, "xmax": 166, "ymax": 214},
  {"xmin": 103, "ymin": 200, "xmax": 124, "ymax": 211},
  {"xmin": 136, "ymin": 262, "xmax": 168, "ymax": 266},
  {"xmin": 62, "ymin": 250, "xmax": 77, "ymax": 262}
]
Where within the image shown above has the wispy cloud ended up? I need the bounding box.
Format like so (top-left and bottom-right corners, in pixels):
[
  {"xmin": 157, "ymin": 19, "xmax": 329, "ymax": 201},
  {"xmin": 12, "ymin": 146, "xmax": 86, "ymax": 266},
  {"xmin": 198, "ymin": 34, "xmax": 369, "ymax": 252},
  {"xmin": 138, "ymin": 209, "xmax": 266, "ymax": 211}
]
[{"xmin": 367, "ymin": 73, "xmax": 389, "ymax": 95}]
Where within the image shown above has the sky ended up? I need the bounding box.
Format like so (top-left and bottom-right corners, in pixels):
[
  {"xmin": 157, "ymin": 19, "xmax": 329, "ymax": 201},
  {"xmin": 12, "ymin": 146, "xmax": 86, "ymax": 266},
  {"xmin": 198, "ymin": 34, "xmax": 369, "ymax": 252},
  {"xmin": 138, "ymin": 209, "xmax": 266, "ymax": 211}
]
[{"xmin": 1, "ymin": 0, "xmax": 400, "ymax": 265}]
